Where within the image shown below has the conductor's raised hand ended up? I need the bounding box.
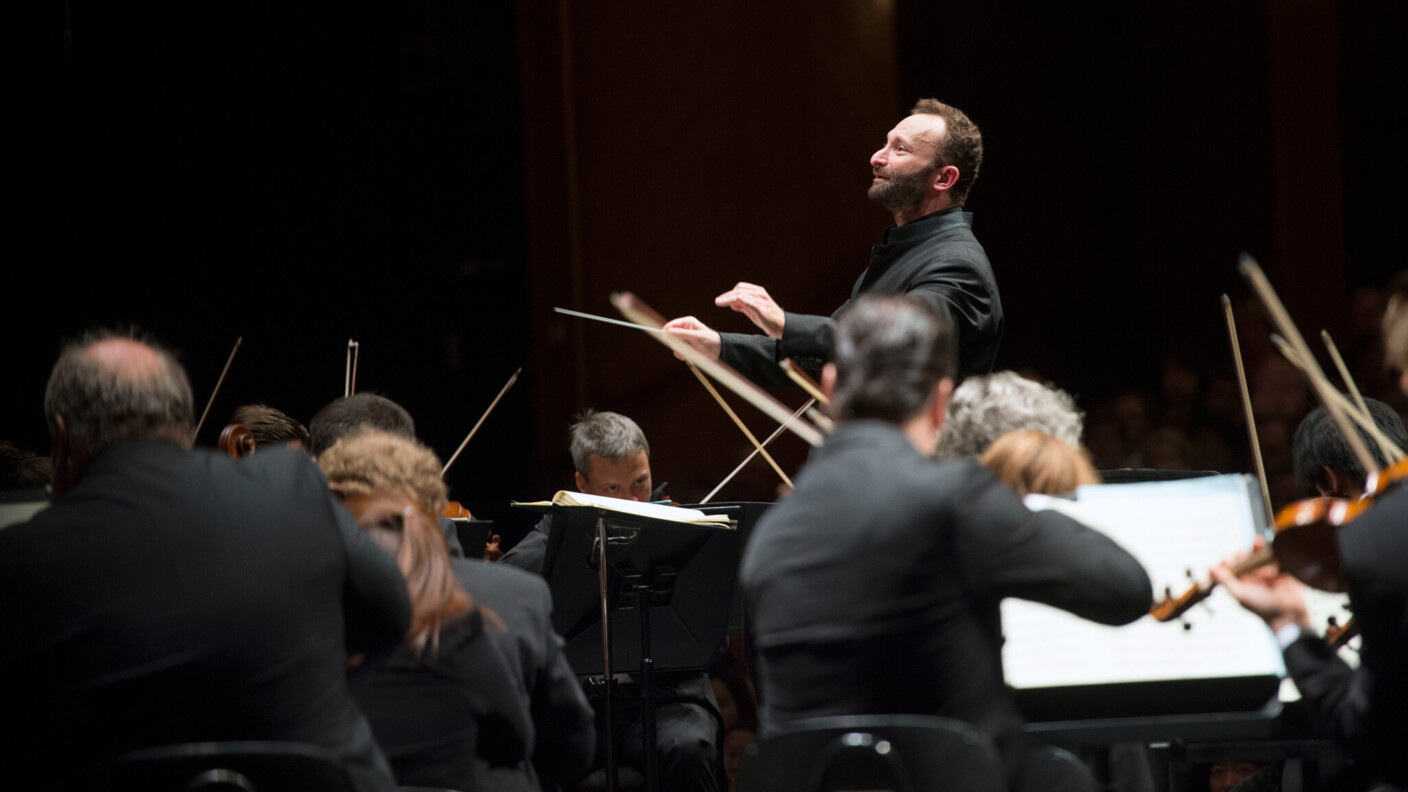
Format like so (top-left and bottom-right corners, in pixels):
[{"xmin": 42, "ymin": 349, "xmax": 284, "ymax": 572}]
[
  {"xmin": 715, "ymin": 282, "xmax": 786, "ymax": 339},
  {"xmin": 662, "ymin": 316, "xmax": 722, "ymax": 361}
]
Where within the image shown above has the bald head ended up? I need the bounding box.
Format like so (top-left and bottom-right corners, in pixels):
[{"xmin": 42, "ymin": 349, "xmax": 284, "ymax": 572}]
[{"xmin": 45, "ymin": 331, "xmax": 194, "ymax": 490}]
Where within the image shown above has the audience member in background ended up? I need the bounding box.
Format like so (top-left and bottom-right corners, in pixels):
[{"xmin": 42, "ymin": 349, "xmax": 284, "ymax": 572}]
[
  {"xmin": 979, "ymin": 429, "xmax": 1101, "ymax": 497},
  {"xmin": 322, "ymin": 428, "xmax": 595, "ymax": 792},
  {"xmin": 228, "ymin": 403, "xmax": 311, "ymax": 451},
  {"xmin": 309, "ymin": 393, "xmax": 465, "ymax": 557},
  {"xmin": 341, "ymin": 489, "xmax": 531, "ymax": 790},
  {"xmin": 0, "ymin": 331, "xmax": 410, "ymax": 791},
  {"xmin": 1291, "ymin": 398, "xmax": 1407, "ymax": 499},
  {"xmin": 935, "ymin": 370, "xmax": 1084, "ymax": 459}
]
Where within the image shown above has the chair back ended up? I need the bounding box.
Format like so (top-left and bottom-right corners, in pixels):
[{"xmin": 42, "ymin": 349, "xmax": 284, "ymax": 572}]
[
  {"xmin": 1016, "ymin": 746, "xmax": 1096, "ymax": 792},
  {"xmin": 739, "ymin": 714, "xmax": 1005, "ymax": 792},
  {"xmin": 91, "ymin": 741, "xmax": 357, "ymax": 792}
]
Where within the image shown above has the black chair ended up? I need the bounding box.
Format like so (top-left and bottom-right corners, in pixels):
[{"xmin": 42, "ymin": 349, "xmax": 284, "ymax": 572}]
[
  {"xmin": 739, "ymin": 714, "xmax": 1006, "ymax": 792},
  {"xmin": 1018, "ymin": 746, "xmax": 1096, "ymax": 792},
  {"xmin": 91, "ymin": 741, "xmax": 358, "ymax": 792}
]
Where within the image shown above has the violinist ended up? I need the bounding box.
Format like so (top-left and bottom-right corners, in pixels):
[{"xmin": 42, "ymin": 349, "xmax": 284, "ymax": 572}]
[
  {"xmin": 308, "ymin": 393, "xmax": 465, "ymax": 558},
  {"xmin": 1212, "ymin": 309, "xmax": 1408, "ymax": 787},
  {"xmin": 740, "ymin": 296, "xmax": 1150, "ymax": 791},
  {"xmin": 499, "ymin": 409, "xmax": 726, "ymax": 792},
  {"xmin": 0, "ymin": 331, "xmax": 411, "ymax": 791},
  {"xmin": 1291, "ymin": 399, "xmax": 1407, "ymax": 499},
  {"xmin": 936, "ymin": 371, "xmax": 1085, "ymax": 460},
  {"xmin": 319, "ymin": 428, "xmax": 596, "ymax": 792},
  {"xmin": 662, "ymin": 99, "xmax": 1002, "ymax": 387},
  {"xmin": 227, "ymin": 403, "xmax": 311, "ymax": 452}
]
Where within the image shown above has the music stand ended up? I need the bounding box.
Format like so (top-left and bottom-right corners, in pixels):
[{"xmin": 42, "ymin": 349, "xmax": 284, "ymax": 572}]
[{"xmin": 523, "ymin": 504, "xmax": 739, "ymax": 792}]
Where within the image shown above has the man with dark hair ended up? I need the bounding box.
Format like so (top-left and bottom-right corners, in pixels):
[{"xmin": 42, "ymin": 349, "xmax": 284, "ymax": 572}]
[
  {"xmin": 1291, "ymin": 399, "xmax": 1408, "ymax": 499},
  {"xmin": 0, "ymin": 331, "xmax": 411, "ymax": 791},
  {"xmin": 229, "ymin": 403, "xmax": 312, "ymax": 451},
  {"xmin": 309, "ymin": 392, "xmax": 464, "ymax": 557},
  {"xmin": 501, "ymin": 409, "xmax": 724, "ymax": 792},
  {"xmin": 740, "ymin": 296, "xmax": 1150, "ymax": 790},
  {"xmin": 664, "ymin": 98, "xmax": 1002, "ymax": 384},
  {"xmin": 1214, "ymin": 299, "xmax": 1408, "ymax": 786},
  {"xmin": 309, "ymin": 393, "xmax": 416, "ymax": 457}
]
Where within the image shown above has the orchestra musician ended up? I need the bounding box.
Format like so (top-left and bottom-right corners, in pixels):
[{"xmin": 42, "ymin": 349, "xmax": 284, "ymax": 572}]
[
  {"xmin": 979, "ymin": 428, "xmax": 1101, "ymax": 498},
  {"xmin": 1212, "ymin": 299, "xmax": 1408, "ymax": 788},
  {"xmin": 227, "ymin": 402, "xmax": 311, "ymax": 451},
  {"xmin": 663, "ymin": 99, "xmax": 1003, "ymax": 386},
  {"xmin": 319, "ymin": 428, "xmax": 595, "ymax": 791},
  {"xmin": 308, "ymin": 392, "xmax": 466, "ymax": 558},
  {"xmin": 0, "ymin": 331, "xmax": 411, "ymax": 791},
  {"xmin": 937, "ymin": 371, "xmax": 1086, "ymax": 460},
  {"xmin": 739, "ymin": 295, "xmax": 1151, "ymax": 791},
  {"xmin": 1291, "ymin": 399, "xmax": 1407, "ymax": 500},
  {"xmin": 499, "ymin": 409, "xmax": 726, "ymax": 792}
]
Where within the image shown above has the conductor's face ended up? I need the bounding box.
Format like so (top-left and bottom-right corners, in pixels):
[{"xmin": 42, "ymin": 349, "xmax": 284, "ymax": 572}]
[
  {"xmin": 575, "ymin": 450, "xmax": 652, "ymax": 502},
  {"xmin": 869, "ymin": 114, "xmax": 945, "ymax": 206}
]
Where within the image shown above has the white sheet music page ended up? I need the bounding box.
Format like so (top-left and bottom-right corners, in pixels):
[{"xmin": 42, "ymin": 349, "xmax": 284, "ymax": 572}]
[{"xmin": 1002, "ymin": 475, "xmax": 1286, "ymax": 690}]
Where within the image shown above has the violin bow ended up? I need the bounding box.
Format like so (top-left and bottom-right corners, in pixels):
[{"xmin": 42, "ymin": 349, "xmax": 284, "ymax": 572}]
[
  {"xmin": 612, "ymin": 292, "xmax": 824, "ymax": 447},
  {"xmin": 1221, "ymin": 296, "xmax": 1275, "ymax": 523},
  {"xmin": 1320, "ymin": 330, "xmax": 1373, "ymax": 427},
  {"xmin": 191, "ymin": 337, "xmax": 243, "ymax": 444},
  {"xmin": 686, "ymin": 361, "xmax": 794, "ymax": 489},
  {"xmin": 1239, "ymin": 256, "xmax": 1378, "ymax": 477},
  {"xmin": 442, "ymin": 367, "xmax": 523, "ymax": 475},
  {"xmin": 344, "ymin": 339, "xmax": 361, "ymax": 397},
  {"xmin": 701, "ymin": 398, "xmax": 814, "ymax": 504},
  {"xmin": 781, "ymin": 359, "xmax": 830, "ymax": 405},
  {"xmin": 1271, "ymin": 337, "xmax": 1404, "ymax": 461}
]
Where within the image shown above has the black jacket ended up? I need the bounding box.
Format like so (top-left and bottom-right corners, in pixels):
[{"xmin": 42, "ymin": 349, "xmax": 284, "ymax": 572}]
[
  {"xmin": 740, "ymin": 421, "xmax": 1150, "ymax": 784},
  {"xmin": 719, "ymin": 207, "xmax": 1003, "ymax": 386},
  {"xmin": 0, "ymin": 440, "xmax": 411, "ymax": 792},
  {"xmin": 1282, "ymin": 484, "xmax": 1408, "ymax": 785},
  {"xmin": 453, "ymin": 557, "xmax": 597, "ymax": 791}
]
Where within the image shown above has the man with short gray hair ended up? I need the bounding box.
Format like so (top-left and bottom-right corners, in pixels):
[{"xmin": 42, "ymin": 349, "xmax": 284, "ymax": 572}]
[
  {"xmin": 0, "ymin": 331, "xmax": 410, "ymax": 791},
  {"xmin": 501, "ymin": 409, "xmax": 724, "ymax": 792}
]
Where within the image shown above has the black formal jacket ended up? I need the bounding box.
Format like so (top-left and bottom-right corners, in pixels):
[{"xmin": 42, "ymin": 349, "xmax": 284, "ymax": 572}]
[
  {"xmin": 453, "ymin": 556, "xmax": 597, "ymax": 791},
  {"xmin": 349, "ymin": 609, "xmax": 533, "ymax": 790},
  {"xmin": 1282, "ymin": 485, "xmax": 1408, "ymax": 785},
  {"xmin": 719, "ymin": 207, "xmax": 1003, "ymax": 386},
  {"xmin": 0, "ymin": 440, "xmax": 411, "ymax": 792},
  {"xmin": 740, "ymin": 421, "xmax": 1151, "ymax": 784}
]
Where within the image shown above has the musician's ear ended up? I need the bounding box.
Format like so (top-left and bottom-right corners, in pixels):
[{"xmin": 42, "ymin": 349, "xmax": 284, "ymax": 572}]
[
  {"xmin": 574, "ymin": 470, "xmax": 590, "ymax": 493},
  {"xmin": 930, "ymin": 377, "xmax": 954, "ymax": 431},
  {"xmin": 821, "ymin": 363, "xmax": 837, "ymax": 403}
]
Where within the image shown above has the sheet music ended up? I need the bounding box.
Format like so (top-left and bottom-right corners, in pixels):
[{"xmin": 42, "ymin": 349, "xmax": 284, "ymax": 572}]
[{"xmin": 1003, "ymin": 475, "xmax": 1286, "ymax": 690}]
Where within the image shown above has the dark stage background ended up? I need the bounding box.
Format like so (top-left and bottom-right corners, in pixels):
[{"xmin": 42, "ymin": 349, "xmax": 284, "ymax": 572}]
[{"xmin": 9, "ymin": 0, "xmax": 1405, "ymax": 533}]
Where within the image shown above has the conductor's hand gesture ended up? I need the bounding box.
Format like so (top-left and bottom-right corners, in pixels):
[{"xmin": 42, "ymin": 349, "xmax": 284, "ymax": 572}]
[{"xmin": 715, "ymin": 282, "xmax": 786, "ymax": 339}]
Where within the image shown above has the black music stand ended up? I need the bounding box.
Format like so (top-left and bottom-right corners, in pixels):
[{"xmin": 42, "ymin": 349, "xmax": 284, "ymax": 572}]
[{"xmin": 524, "ymin": 504, "xmax": 739, "ymax": 792}]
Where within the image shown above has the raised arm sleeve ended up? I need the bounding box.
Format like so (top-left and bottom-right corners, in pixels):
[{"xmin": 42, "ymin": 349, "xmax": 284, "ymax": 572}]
[{"xmin": 953, "ymin": 473, "xmax": 1152, "ymax": 626}]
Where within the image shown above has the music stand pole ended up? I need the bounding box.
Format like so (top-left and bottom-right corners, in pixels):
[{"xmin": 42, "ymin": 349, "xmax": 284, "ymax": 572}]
[
  {"xmin": 637, "ymin": 581, "xmax": 659, "ymax": 792},
  {"xmin": 596, "ymin": 515, "xmax": 616, "ymax": 792}
]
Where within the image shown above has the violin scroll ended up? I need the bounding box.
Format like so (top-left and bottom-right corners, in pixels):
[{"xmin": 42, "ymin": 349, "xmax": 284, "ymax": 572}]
[{"xmin": 218, "ymin": 423, "xmax": 256, "ymax": 460}]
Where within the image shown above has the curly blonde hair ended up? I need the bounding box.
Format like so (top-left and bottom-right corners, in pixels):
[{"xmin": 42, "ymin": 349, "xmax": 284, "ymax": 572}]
[{"xmin": 318, "ymin": 428, "xmax": 449, "ymax": 517}]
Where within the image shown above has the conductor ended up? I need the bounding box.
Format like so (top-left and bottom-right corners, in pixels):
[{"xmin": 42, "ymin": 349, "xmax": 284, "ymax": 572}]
[{"xmin": 664, "ymin": 99, "xmax": 1003, "ymax": 385}]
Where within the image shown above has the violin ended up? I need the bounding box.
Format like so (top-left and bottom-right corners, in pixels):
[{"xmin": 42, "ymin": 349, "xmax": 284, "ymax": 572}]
[{"xmin": 218, "ymin": 423, "xmax": 256, "ymax": 460}]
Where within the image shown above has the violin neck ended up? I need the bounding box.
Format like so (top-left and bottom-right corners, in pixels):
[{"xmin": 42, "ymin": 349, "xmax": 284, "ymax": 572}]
[{"xmin": 1228, "ymin": 545, "xmax": 1275, "ymax": 576}]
